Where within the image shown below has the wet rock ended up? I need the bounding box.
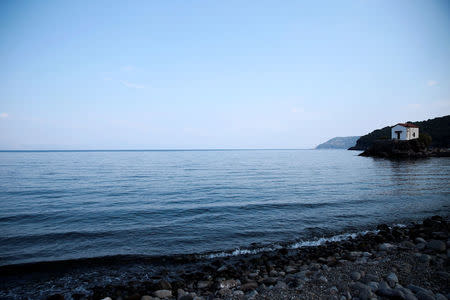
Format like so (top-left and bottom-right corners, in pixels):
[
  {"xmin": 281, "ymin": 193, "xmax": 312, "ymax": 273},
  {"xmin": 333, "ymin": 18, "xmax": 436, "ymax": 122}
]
[
  {"xmin": 47, "ymin": 294, "xmax": 65, "ymax": 300},
  {"xmin": 426, "ymin": 240, "xmax": 446, "ymax": 252},
  {"xmin": 379, "ymin": 243, "xmax": 395, "ymax": 251},
  {"xmin": 154, "ymin": 290, "xmax": 172, "ymax": 299},
  {"xmin": 377, "ymin": 224, "xmax": 390, "ymax": 232},
  {"xmin": 127, "ymin": 294, "xmax": 141, "ymax": 300},
  {"xmin": 141, "ymin": 296, "xmax": 157, "ymax": 300},
  {"xmin": 217, "ymin": 265, "xmax": 228, "ymax": 272},
  {"xmin": 386, "ymin": 272, "xmax": 399, "ymax": 288},
  {"xmin": 351, "ymin": 271, "xmax": 361, "ymax": 281},
  {"xmin": 157, "ymin": 279, "xmax": 172, "ymax": 291},
  {"xmin": 178, "ymin": 296, "xmax": 193, "ymax": 300}
]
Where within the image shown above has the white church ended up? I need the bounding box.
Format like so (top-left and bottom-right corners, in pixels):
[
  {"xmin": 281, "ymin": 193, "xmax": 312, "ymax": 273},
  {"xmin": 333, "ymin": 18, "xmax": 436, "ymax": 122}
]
[{"xmin": 391, "ymin": 123, "xmax": 419, "ymax": 140}]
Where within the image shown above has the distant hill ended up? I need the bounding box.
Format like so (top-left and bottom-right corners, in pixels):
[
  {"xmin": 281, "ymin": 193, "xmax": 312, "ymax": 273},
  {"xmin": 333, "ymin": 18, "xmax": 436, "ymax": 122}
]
[
  {"xmin": 316, "ymin": 136, "xmax": 360, "ymax": 149},
  {"xmin": 349, "ymin": 115, "xmax": 450, "ymax": 150}
]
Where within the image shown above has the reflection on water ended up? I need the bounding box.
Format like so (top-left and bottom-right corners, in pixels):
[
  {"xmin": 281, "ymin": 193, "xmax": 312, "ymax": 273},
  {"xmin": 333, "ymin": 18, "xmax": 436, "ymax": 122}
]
[{"xmin": 0, "ymin": 150, "xmax": 448, "ymax": 265}]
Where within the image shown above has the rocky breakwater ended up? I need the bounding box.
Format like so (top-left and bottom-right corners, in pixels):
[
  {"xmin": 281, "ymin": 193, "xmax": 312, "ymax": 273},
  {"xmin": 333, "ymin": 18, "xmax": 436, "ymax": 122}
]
[
  {"xmin": 47, "ymin": 215, "xmax": 450, "ymax": 300},
  {"xmin": 359, "ymin": 139, "xmax": 450, "ymax": 159}
]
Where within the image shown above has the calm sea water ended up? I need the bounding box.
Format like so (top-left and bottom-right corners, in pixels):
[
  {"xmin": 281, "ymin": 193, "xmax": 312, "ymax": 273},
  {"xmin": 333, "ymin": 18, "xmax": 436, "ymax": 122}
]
[{"xmin": 0, "ymin": 150, "xmax": 449, "ymax": 266}]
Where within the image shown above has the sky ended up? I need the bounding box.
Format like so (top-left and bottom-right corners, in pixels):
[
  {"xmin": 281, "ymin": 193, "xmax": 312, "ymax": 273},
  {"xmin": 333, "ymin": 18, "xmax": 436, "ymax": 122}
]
[{"xmin": 0, "ymin": 0, "xmax": 449, "ymax": 149}]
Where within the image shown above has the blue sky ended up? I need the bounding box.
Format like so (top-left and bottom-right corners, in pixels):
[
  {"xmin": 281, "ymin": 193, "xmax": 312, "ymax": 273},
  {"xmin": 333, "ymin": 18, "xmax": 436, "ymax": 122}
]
[{"xmin": 1, "ymin": 0, "xmax": 449, "ymax": 149}]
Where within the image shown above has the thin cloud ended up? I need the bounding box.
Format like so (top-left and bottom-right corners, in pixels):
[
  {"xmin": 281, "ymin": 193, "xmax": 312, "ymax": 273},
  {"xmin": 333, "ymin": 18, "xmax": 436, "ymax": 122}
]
[
  {"xmin": 0, "ymin": 113, "xmax": 8, "ymax": 118},
  {"xmin": 291, "ymin": 107, "xmax": 304, "ymax": 113},
  {"xmin": 121, "ymin": 81, "xmax": 145, "ymax": 89},
  {"xmin": 427, "ymin": 80, "xmax": 438, "ymax": 87},
  {"xmin": 121, "ymin": 65, "xmax": 135, "ymax": 72}
]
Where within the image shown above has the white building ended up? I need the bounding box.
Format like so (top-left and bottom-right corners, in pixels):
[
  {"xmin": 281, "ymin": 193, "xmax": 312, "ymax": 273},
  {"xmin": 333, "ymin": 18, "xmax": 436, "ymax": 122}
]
[{"xmin": 391, "ymin": 123, "xmax": 419, "ymax": 140}]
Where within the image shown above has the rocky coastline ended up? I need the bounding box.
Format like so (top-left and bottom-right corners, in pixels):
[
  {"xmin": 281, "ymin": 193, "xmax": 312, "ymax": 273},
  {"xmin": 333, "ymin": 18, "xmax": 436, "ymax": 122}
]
[
  {"xmin": 1, "ymin": 215, "xmax": 449, "ymax": 300},
  {"xmin": 358, "ymin": 140, "xmax": 450, "ymax": 159}
]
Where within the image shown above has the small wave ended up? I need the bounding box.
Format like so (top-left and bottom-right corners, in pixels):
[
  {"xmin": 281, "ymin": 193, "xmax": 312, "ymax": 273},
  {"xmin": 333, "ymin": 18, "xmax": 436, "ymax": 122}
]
[
  {"xmin": 201, "ymin": 228, "xmax": 379, "ymax": 259},
  {"xmin": 290, "ymin": 229, "xmax": 377, "ymax": 248}
]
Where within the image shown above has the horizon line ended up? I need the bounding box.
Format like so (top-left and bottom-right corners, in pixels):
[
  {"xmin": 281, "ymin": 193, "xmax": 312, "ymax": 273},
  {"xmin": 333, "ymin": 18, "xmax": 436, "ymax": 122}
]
[{"xmin": 0, "ymin": 148, "xmax": 323, "ymax": 152}]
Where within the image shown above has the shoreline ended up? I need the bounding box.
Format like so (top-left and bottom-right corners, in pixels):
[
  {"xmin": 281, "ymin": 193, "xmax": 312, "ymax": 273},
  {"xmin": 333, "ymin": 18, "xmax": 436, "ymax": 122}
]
[{"xmin": 1, "ymin": 215, "xmax": 449, "ymax": 300}]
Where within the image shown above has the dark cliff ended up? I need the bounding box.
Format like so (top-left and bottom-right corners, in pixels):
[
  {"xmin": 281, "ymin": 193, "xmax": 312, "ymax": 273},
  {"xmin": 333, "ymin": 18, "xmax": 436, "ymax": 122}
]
[
  {"xmin": 349, "ymin": 115, "xmax": 450, "ymax": 150},
  {"xmin": 359, "ymin": 139, "xmax": 450, "ymax": 159}
]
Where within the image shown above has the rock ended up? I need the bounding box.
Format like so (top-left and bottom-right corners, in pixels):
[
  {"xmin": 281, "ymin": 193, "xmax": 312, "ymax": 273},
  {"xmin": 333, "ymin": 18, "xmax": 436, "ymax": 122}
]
[
  {"xmin": 157, "ymin": 279, "xmax": 172, "ymax": 290},
  {"xmin": 217, "ymin": 265, "xmax": 228, "ymax": 272},
  {"xmin": 400, "ymin": 241, "xmax": 415, "ymax": 249},
  {"xmin": 376, "ymin": 288, "xmax": 405, "ymax": 299},
  {"xmin": 240, "ymin": 282, "xmax": 258, "ymax": 291},
  {"xmin": 351, "ymin": 282, "xmax": 373, "ymax": 300},
  {"xmin": 285, "ymin": 266, "xmax": 297, "ymax": 274},
  {"xmin": 426, "ymin": 240, "xmax": 446, "ymax": 252},
  {"xmin": 415, "ymin": 237, "xmax": 426, "ymax": 244},
  {"xmin": 47, "ymin": 295, "xmax": 65, "ymax": 300},
  {"xmin": 219, "ymin": 279, "xmax": 239, "ymax": 289},
  {"xmin": 418, "ymin": 253, "xmax": 431, "ymax": 263},
  {"xmin": 141, "ymin": 296, "xmax": 153, "ymax": 300},
  {"xmin": 262, "ymin": 277, "xmax": 278, "ymax": 285},
  {"xmin": 407, "ymin": 285, "xmax": 432, "ymax": 295},
  {"xmin": 416, "ymin": 291, "xmax": 435, "ymax": 300},
  {"xmin": 269, "ymin": 270, "xmax": 278, "ymax": 277},
  {"xmin": 217, "ymin": 288, "xmax": 232, "ymax": 297},
  {"xmin": 416, "ymin": 243, "xmax": 426, "ymax": 250},
  {"xmin": 154, "ymin": 290, "xmax": 172, "ymax": 299},
  {"xmin": 275, "ymin": 281, "xmax": 288, "ymax": 289},
  {"xmin": 436, "ymin": 271, "xmax": 449, "ymax": 279},
  {"xmin": 377, "ymin": 224, "xmax": 390, "ymax": 232},
  {"xmin": 379, "ymin": 281, "xmax": 391, "ymax": 290},
  {"xmin": 435, "ymin": 294, "xmax": 447, "ymax": 300},
  {"xmin": 330, "ymin": 286, "xmax": 339, "ymax": 295},
  {"xmin": 367, "ymin": 282, "xmax": 379, "ymax": 292},
  {"xmin": 361, "ymin": 274, "xmax": 379, "ymax": 284},
  {"xmin": 386, "ymin": 273, "xmax": 399, "ymax": 288},
  {"xmin": 351, "ymin": 272, "xmax": 362, "ymax": 281},
  {"xmin": 197, "ymin": 281, "xmax": 212, "ymax": 289},
  {"xmin": 379, "ymin": 243, "xmax": 395, "ymax": 251},
  {"xmin": 246, "ymin": 290, "xmax": 258, "ymax": 300},
  {"xmin": 233, "ymin": 290, "xmax": 244, "ymax": 296},
  {"xmin": 351, "ymin": 282, "xmax": 371, "ymax": 293}
]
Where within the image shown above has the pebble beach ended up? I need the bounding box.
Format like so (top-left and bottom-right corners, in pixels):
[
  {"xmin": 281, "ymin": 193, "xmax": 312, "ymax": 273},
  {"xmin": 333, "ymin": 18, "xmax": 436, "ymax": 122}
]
[{"xmin": 1, "ymin": 215, "xmax": 449, "ymax": 300}]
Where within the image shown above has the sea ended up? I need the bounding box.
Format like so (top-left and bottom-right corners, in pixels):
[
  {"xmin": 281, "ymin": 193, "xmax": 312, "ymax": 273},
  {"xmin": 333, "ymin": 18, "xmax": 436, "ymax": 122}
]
[{"xmin": 0, "ymin": 149, "xmax": 449, "ymax": 267}]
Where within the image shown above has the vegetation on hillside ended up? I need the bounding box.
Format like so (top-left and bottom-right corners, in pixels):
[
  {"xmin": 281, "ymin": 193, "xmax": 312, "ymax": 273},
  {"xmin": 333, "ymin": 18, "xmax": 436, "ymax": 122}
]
[{"xmin": 349, "ymin": 115, "xmax": 450, "ymax": 150}]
